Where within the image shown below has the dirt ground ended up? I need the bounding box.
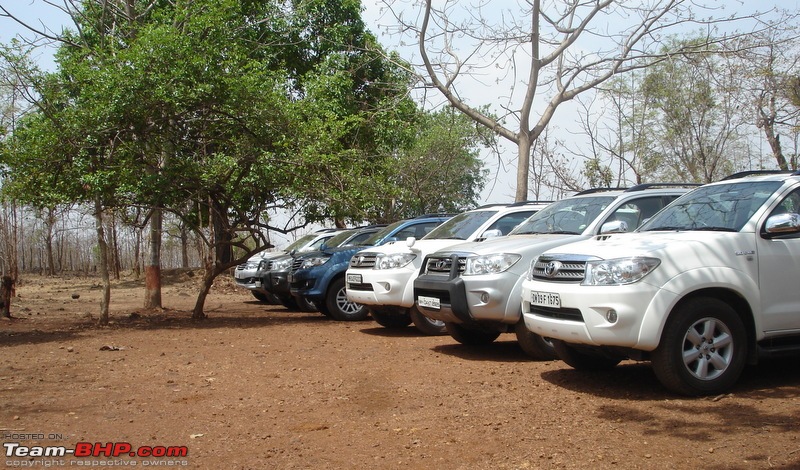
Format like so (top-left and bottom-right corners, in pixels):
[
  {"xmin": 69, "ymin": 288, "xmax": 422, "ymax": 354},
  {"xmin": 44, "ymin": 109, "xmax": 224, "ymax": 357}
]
[{"xmin": 1, "ymin": 271, "xmax": 799, "ymax": 470}]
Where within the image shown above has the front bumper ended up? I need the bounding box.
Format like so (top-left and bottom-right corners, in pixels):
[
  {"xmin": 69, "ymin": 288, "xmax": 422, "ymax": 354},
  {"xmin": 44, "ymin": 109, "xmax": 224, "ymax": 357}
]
[
  {"xmin": 234, "ymin": 268, "xmax": 260, "ymax": 290},
  {"xmin": 260, "ymin": 270, "xmax": 291, "ymax": 296},
  {"xmin": 345, "ymin": 268, "xmax": 416, "ymax": 308},
  {"xmin": 520, "ymin": 278, "xmax": 667, "ymax": 350},
  {"xmin": 414, "ymin": 272, "xmax": 521, "ymax": 325},
  {"xmin": 289, "ymin": 269, "xmax": 323, "ymax": 299}
]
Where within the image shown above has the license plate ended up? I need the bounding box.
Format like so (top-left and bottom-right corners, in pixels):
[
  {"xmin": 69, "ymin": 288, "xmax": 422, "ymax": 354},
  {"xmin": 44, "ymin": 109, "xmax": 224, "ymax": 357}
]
[
  {"xmin": 530, "ymin": 291, "xmax": 560, "ymax": 308},
  {"xmin": 418, "ymin": 295, "xmax": 441, "ymax": 310},
  {"xmin": 346, "ymin": 273, "xmax": 362, "ymax": 284}
]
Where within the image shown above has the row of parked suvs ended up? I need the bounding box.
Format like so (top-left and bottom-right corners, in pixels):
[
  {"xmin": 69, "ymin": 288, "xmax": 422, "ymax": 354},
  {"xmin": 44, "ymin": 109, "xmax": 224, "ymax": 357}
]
[{"xmin": 234, "ymin": 170, "xmax": 800, "ymax": 396}]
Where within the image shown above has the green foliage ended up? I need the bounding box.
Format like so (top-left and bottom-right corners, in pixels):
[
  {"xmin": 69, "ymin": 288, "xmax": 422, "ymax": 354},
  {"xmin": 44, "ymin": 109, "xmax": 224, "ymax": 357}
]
[{"xmin": 1, "ymin": 0, "xmax": 486, "ymax": 261}]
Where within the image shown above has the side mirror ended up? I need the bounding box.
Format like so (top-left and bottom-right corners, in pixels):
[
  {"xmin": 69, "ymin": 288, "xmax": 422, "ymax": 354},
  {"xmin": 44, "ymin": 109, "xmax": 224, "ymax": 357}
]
[
  {"xmin": 599, "ymin": 220, "xmax": 629, "ymax": 235},
  {"xmin": 764, "ymin": 213, "xmax": 800, "ymax": 236},
  {"xmin": 405, "ymin": 237, "xmax": 417, "ymax": 248},
  {"xmin": 482, "ymin": 229, "xmax": 503, "ymax": 239}
]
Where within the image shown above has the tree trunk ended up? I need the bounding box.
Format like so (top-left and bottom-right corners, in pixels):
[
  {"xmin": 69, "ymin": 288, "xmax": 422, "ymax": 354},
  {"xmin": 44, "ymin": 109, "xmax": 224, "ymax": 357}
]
[
  {"xmin": 44, "ymin": 207, "xmax": 56, "ymax": 276},
  {"xmin": 0, "ymin": 275, "xmax": 13, "ymax": 318},
  {"xmin": 94, "ymin": 197, "xmax": 111, "ymax": 325},
  {"xmin": 515, "ymin": 133, "xmax": 532, "ymax": 202},
  {"xmin": 192, "ymin": 262, "xmax": 217, "ymax": 319},
  {"xmin": 144, "ymin": 207, "xmax": 162, "ymax": 308},
  {"xmin": 180, "ymin": 223, "xmax": 189, "ymax": 269},
  {"xmin": 133, "ymin": 226, "xmax": 142, "ymax": 279}
]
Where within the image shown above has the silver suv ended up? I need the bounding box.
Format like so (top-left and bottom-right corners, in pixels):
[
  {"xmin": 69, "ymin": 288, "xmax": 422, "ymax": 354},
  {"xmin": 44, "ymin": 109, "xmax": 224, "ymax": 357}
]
[{"xmin": 414, "ymin": 184, "xmax": 695, "ymax": 358}]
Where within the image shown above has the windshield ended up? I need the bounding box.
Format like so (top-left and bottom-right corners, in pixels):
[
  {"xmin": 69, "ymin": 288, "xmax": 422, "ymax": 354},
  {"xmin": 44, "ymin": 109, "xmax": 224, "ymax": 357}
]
[
  {"xmin": 360, "ymin": 220, "xmax": 406, "ymax": 246},
  {"xmin": 511, "ymin": 196, "xmax": 616, "ymax": 235},
  {"xmin": 284, "ymin": 233, "xmax": 318, "ymax": 252},
  {"xmin": 423, "ymin": 210, "xmax": 498, "ymax": 240},
  {"xmin": 323, "ymin": 230, "xmax": 356, "ymax": 248},
  {"xmin": 640, "ymin": 181, "xmax": 782, "ymax": 232}
]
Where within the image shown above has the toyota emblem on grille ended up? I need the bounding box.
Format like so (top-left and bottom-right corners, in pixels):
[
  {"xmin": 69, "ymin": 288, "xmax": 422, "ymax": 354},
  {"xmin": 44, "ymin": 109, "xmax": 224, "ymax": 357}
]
[
  {"xmin": 544, "ymin": 261, "xmax": 562, "ymax": 278},
  {"xmin": 434, "ymin": 260, "xmax": 448, "ymax": 270}
]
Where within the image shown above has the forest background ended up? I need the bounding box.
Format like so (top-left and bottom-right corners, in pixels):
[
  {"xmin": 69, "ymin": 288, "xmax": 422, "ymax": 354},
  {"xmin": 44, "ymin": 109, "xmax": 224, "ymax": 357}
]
[{"xmin": 0, "ymin": 0, "xmax": 798, "ymax": 321}]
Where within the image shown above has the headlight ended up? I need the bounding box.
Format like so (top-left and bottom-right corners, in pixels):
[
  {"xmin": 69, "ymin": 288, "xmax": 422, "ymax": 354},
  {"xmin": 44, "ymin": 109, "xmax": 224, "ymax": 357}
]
[
  {"xmin": 300, "ymin": 256, "xmax": 331, "ymax": 269},
  {"xmin": 374, "ymin": 252, "xmax": 416, "ymax": 269},
  {"xmin": 271, "ymin": 258, "xmax": 293, "ymax": 271},
  {"xmin": 463, "ymin": 254, "xmax": 521, "ymax": 276},
  {"xmin": 582, "ymin": 257, "xmax": 660, "ymax": 286},
  {"xmin": 245, "ymin": 261, "xmax": 260, "ymax": 270}
]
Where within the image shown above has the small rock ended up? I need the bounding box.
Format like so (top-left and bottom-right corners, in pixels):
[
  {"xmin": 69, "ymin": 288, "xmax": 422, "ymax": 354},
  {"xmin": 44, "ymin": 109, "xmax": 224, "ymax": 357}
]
[{"xmin": 71, "ymin": 293, "xmax": 80, "ymax": 299}]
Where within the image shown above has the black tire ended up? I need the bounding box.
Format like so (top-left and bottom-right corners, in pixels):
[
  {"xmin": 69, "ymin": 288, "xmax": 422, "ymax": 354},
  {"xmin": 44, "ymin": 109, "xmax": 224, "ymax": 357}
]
[
  {"xmin": 314, "ymin": 299, "xmax": 332, "ymax": 317},
  {"xmin": 553, "ymin": 340, "xmax": 621, "ymax": 370},
  {"xmin": 370, "ymin": 308, "xmax": 412, "ymax": 328},
  {"xmin": 410, "ymin": 307, "xmax": 447, "ymax": 336},
  {"xmin": 514, "ymin": 320, "xmax": 557, "ymax": 360},
  {"xmin": 651, "ymin": 297, "xmax": 747, "ymax": 396},
  {"xmin": 445, "ymin": 322, "xmax": 501, "ymax": 345},
  {"xmin": 278, "ymin": 295, "xmax": 300, "ymax": 310},
  {"xmin": 250, "ymin": 290, "xmax": 272, "ymax": 304},
  {"xmin": 326, "ymin": 277, "xmax": 369, "ymax": 321},
  {"xmin": 295, "ymin": 295, "xmax": 318, "ymax": 313}
]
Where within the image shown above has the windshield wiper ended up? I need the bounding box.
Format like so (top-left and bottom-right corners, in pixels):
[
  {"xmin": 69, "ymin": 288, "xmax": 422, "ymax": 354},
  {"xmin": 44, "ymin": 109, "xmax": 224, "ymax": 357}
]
[
  {"xmin": 643, "ymin": 226, "xmax": 684, "ymax": 231},
  {"xmin": 690, "ymin": 226, "xmax": 738, "ymax": 232}
]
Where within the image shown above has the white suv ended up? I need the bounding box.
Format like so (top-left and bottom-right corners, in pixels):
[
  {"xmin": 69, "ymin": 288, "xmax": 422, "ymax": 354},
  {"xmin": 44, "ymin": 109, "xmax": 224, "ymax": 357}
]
[
  {"xmin": 414, "ymin": 185, "xmax": 691, "ymax": 358},
  {"xmin": 346, "ymin": 202, "xmax": 550, "ymax": 334},
  {"xmin": 521, "ymin": 171, "xmax": 800, "ymax": 395}
]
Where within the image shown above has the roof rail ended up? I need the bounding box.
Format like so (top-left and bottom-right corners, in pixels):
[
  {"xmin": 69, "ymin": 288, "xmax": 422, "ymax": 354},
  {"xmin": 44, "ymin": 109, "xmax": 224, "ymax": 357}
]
[
  {"xmin": 507, "ymin": 200, "xmax": 554, "ymax": 206},
  {"xmin": 575, "ymin": 187, "xmax": 628, "ymax": 195},
  {"xmin": 625, "ymin": 183, "xmax": 702, "ymax": 192},
  {"xmin": 474, "ymin": 203, "xmax": 510, "ymax": 209},
  {"xmin": 352, "ymin": 224, "xmax": 388, "ymax": 230},
  {"xmin": 722, "ymin": 170, "xmax": 796, "ymax": 180},
  {"xmin": 413, "ymin": 213, "xmax": 457, "ymax": 219}
]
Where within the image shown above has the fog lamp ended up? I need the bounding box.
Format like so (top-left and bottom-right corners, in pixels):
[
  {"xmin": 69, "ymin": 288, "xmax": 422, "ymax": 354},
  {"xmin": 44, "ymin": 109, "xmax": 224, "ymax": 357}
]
[
  {"xmin": 606, "ymin": 309, "xmax": 618, "ymax": 323},
  {"xmin": 480, "ymin": 292, "xmax": 490, "ymax": 303}
]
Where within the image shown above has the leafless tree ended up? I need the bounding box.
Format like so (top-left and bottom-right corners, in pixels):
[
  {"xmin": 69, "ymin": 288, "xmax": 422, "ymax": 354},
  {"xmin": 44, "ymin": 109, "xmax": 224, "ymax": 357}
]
[
  {"xmin": 378, "ymin": 0, "xmax": 791, "ymax": 200},
  {"xmin": 724, "ymin": 28, "xmax": 800, "ymax": 171}
]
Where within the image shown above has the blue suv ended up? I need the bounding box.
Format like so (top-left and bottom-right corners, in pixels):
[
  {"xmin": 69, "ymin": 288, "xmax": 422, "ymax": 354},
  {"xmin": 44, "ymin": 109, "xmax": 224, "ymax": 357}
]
[{"xmin": 288, "ymin": 215, "xmax": 452, "ymax": 321}]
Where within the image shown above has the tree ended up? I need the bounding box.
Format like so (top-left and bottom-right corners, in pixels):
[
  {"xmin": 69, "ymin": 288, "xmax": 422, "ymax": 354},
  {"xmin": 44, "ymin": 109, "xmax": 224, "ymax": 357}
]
[
  {"xmin": 382, "ymin": 0, "xmax": 789, "ymax": 200},
  {"xmin": 725, "ymin": 26, "xmax": 800, "ymax": 171},
  {"xmin": 1, "ymin": 0, "xmax": 487, "ymax": 321},
  {"xmin": 388, "ymin": 106, "xmax": 489, "ymax": 217}
]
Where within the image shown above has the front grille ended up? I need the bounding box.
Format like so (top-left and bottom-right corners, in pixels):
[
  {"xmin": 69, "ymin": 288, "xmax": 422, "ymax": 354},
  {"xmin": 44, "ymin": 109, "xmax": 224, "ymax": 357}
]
[
  {"xmin": 531, "ymin": 305, "xmax": 584, "ymax": 322},
  {"xmin": 423, "ymin": 256, "xmax": 465, "ymax": 275},
  {"xmin": 236, "ymin": 264, "xmax": 247, "ymax": 271},
  {"xmin": 291, "ymin": 258, "xmax": 304, "ymax": 271},
  {"xmin": 530, "ymin": 255, "xmax": 590, "ymax": 282},
  {"xmin": 350, "ymin": 253, "xmax": 377, "ymax": 268}
]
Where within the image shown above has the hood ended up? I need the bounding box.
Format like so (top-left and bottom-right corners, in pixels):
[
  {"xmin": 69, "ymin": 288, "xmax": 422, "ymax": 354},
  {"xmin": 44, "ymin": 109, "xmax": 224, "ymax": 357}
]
[
  {"xmin": 432, "ymin": 233, "xmax": 582, "ymax": 257},
  {"xmin": 540, "ymin": 231, "xmax": 755, "ymax": 274},
  {"xmin": 356, "ymin": 239, "xmax": 475, "ymax": 257}
]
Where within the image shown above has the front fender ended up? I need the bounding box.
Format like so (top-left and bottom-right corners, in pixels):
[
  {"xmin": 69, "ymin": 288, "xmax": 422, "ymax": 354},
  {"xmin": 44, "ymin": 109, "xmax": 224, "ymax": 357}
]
[{"xmin": 638, "ymin": 266, "xmax": 759, "ymax": 350}]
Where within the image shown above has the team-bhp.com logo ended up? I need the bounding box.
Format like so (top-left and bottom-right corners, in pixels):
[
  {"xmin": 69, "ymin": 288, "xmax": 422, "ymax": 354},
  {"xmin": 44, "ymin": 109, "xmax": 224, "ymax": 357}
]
[{"xmin": 4, "ymin": 441, "xmax": 188, "ymax": 458}]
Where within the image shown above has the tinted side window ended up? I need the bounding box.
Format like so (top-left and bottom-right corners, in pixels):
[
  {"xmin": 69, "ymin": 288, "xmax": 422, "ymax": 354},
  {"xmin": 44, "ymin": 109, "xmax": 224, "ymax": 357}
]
[
  {"xmin": 486, "ymin": 210, "xmax": 537, "ymax": 235},
  {"xmin": 605, "ymin": 197, "xmax": 670, "ymax": 231}
]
